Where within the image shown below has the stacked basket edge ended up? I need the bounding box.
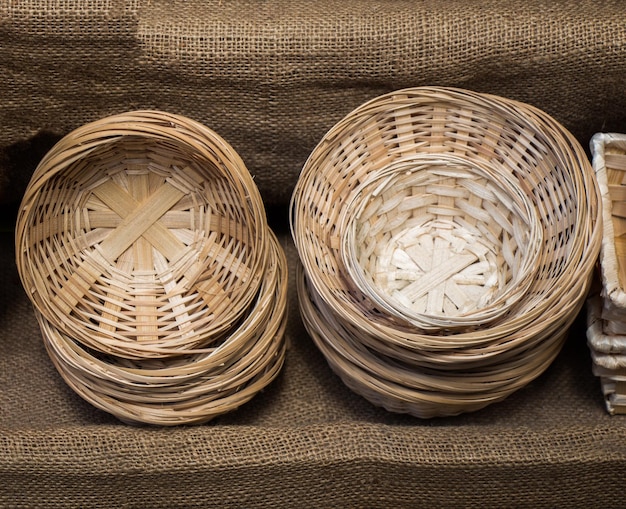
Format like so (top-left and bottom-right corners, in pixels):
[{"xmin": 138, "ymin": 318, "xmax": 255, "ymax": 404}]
[
  {"xmin": 587, "ymin": 132, "xmax": 626, "ymax": 414},
  {"xmin": 15, "ymin": 110, "xmax": 288, "ymax": 426},
  {"xmin": 291, "ymin": 86, "xmax": 602, "ymax": 418}
]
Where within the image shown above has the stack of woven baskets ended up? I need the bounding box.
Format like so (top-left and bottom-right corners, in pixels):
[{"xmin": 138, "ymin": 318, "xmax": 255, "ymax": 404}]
[
  {"xmin": 15, "ymin": 111, "xmax": 288, "ymax": 425},
  {"xmin": 291, "ymin": 87, "xmax": 601, "ymax": 418},
  {"xmin": 587, "ymin": 133, "xmax": 626, "ymax": 414}
]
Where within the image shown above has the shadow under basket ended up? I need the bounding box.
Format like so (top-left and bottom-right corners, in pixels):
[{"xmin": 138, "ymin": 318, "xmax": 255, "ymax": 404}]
[
  {"xmin": 15, "ymin": 110, "xmax": 288, "ymax": 425},
  {"xmin": 291, "ymin": 86, "xmax": 601, "ymax": 418}
]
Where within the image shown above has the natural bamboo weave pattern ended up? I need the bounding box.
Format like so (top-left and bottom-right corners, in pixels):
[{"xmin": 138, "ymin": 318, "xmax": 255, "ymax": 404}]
[
  {"xmin": 292, "ymin": 87, "xmax": 601, "ymax": 418},
  {"xmin": 16, "ymin": 111, "xmax": 268, "ymax": 358},
  {"xmin": 339, "ymin": 154, "xmax": 542, "ymax": 331},
  {"xmin": 15, "ymin": 111, "xmax": 287, "ymax": 425}
]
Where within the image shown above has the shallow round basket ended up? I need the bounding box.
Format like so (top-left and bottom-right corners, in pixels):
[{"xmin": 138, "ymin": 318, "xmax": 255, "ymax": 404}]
[
  {"xmin": 290, "ymin": 87, "xmax": 601, "ymax": 417},
  {"xmin": 16, "ymin": 111, "xmax": 268, "ymax": 359},
  {"xmin": 339, "ymin": 153, "xmax": 542, "ymax": 331},
  {"xmin": 38, "ymin": 229, "xmax": 288, "ymax": 426},
  {"xmin": 297, "ymin": 267, "xmax": 564, "ymax": 418},
  {"xmin": 291, "ymin": 86, "xmax": 599, "ymax": 349}
]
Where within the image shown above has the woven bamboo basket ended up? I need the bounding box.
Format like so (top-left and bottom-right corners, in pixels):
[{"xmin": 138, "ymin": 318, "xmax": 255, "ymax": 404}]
[
  {"xmin": 15, "ymin": 111, "xmax": 288, "ymax": 425},
  {"xmin": 586, "ymin": 133, "xmax": 626, "ymax": 414},
  {"xmin": 590, "ymin": 133, "xmax": 626, "ymax": 333},
  {"xmin": 586, "ymin": 294, "xmax": 626, "ymax": 415},
  {"xmin": 16, "ymin": 110, "xmax": 268, "ymax": 359},
  {"xmin": 338, "ymin": 153, "xmax": 542, "ymax": 331},
  {"xmin": 291, "ymin": 87, "xmax": 601, "ymax": 418}
]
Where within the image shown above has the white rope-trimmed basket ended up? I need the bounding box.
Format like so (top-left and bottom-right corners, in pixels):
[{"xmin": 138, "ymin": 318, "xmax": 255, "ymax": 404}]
[
  {"xmin": 291, "ymin": 87, "xmax": 601, "ymax": 418},
  {"xmin": 586, "ymin": 133, "xmax": 626, "ymax": 414},
  {"xmin": 590, "ymin": 133, "xmax": 626, "ymax": 330},
  {"xmin": 15, "ymin": 111, "xmax": 288, "ymax": 425}
]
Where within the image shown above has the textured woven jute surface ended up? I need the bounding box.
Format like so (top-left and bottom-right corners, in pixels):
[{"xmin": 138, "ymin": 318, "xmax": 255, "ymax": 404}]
[
  {"xmin": 2, "ymin": 229, "xmax": 626, "ymax": 507},
  {"xmin": 3, "ymin": 0, "xmax": 626, "ymax": 506},
  {"xmin": 2, "ymin": 0, "xmax": 626, "ymax": 206}
]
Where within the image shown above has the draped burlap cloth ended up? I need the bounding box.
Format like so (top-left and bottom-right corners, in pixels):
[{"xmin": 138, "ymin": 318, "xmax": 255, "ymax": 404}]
[
  {"xmin": 2, "ymin": 0, "xmax": 626, "ymax": 206},
  {"xmin": 2, "ymin": 1, "xmax": 626, "ymax": 507}
]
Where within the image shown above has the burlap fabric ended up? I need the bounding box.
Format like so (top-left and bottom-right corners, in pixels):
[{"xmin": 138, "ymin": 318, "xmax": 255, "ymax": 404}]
[
  {"xmin": 3, "ymin": 0, "xmax": 626, "ymax": 507},
  {"xmin": 1, "ymin": 0, "xmax": 626, "ymax": 206},
  {"xmin": 2, "ymin": 229, "xmax": 626, "ymax": 507}
]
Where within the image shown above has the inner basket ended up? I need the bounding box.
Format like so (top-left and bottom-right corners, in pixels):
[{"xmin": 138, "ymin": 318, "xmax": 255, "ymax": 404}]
[{"xmin": 339, "ymin": 153, "xmax": 542, "ymax": 331}]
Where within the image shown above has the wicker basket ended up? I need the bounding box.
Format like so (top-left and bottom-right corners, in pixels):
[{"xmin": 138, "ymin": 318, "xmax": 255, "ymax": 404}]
[
  {"xmin": 338, "ymin": 153, "xmax": 542, "ymax": 331},
  {"xmin": 590, "ymin": 133, "xmax": 626, "ymax": 331},
  {"xmin": 586, "ymin": 294, "xmax": 626, "ymax": 415},
  {"xmin": 15, "ymin": 111, "xmax": 287, "ymax": 425},
  {"xmin": 16, "ymin": 110, "xmax": 268, "ymax": 359},
  {"xmin": 586, "ymin": 132, "xmax": 626, "ymax": 414},
  {"xmin": 291, "ymin": 87, "xmax": 601, "ymax": 418}
]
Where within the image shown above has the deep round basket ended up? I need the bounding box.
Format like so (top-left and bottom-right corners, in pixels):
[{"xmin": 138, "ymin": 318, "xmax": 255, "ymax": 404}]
[{"xmin": 16, "ymin": 111, "xmax": 268, "ymax": 359}]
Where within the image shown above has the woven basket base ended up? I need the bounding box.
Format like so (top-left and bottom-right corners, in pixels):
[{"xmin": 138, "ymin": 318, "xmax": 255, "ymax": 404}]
[{"xmin": 362, "ymin": 219, "xmax": 516, "ymax": 318}]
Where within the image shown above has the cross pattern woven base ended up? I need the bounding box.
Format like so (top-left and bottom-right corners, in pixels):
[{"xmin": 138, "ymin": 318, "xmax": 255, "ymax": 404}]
[
  {"xmin": 17, "ymin": 112, "xmax": 268, "ymax": 359},
  {"xmin": 373, "ymin": 220, "xmax": 504, "ymax": 313}
]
